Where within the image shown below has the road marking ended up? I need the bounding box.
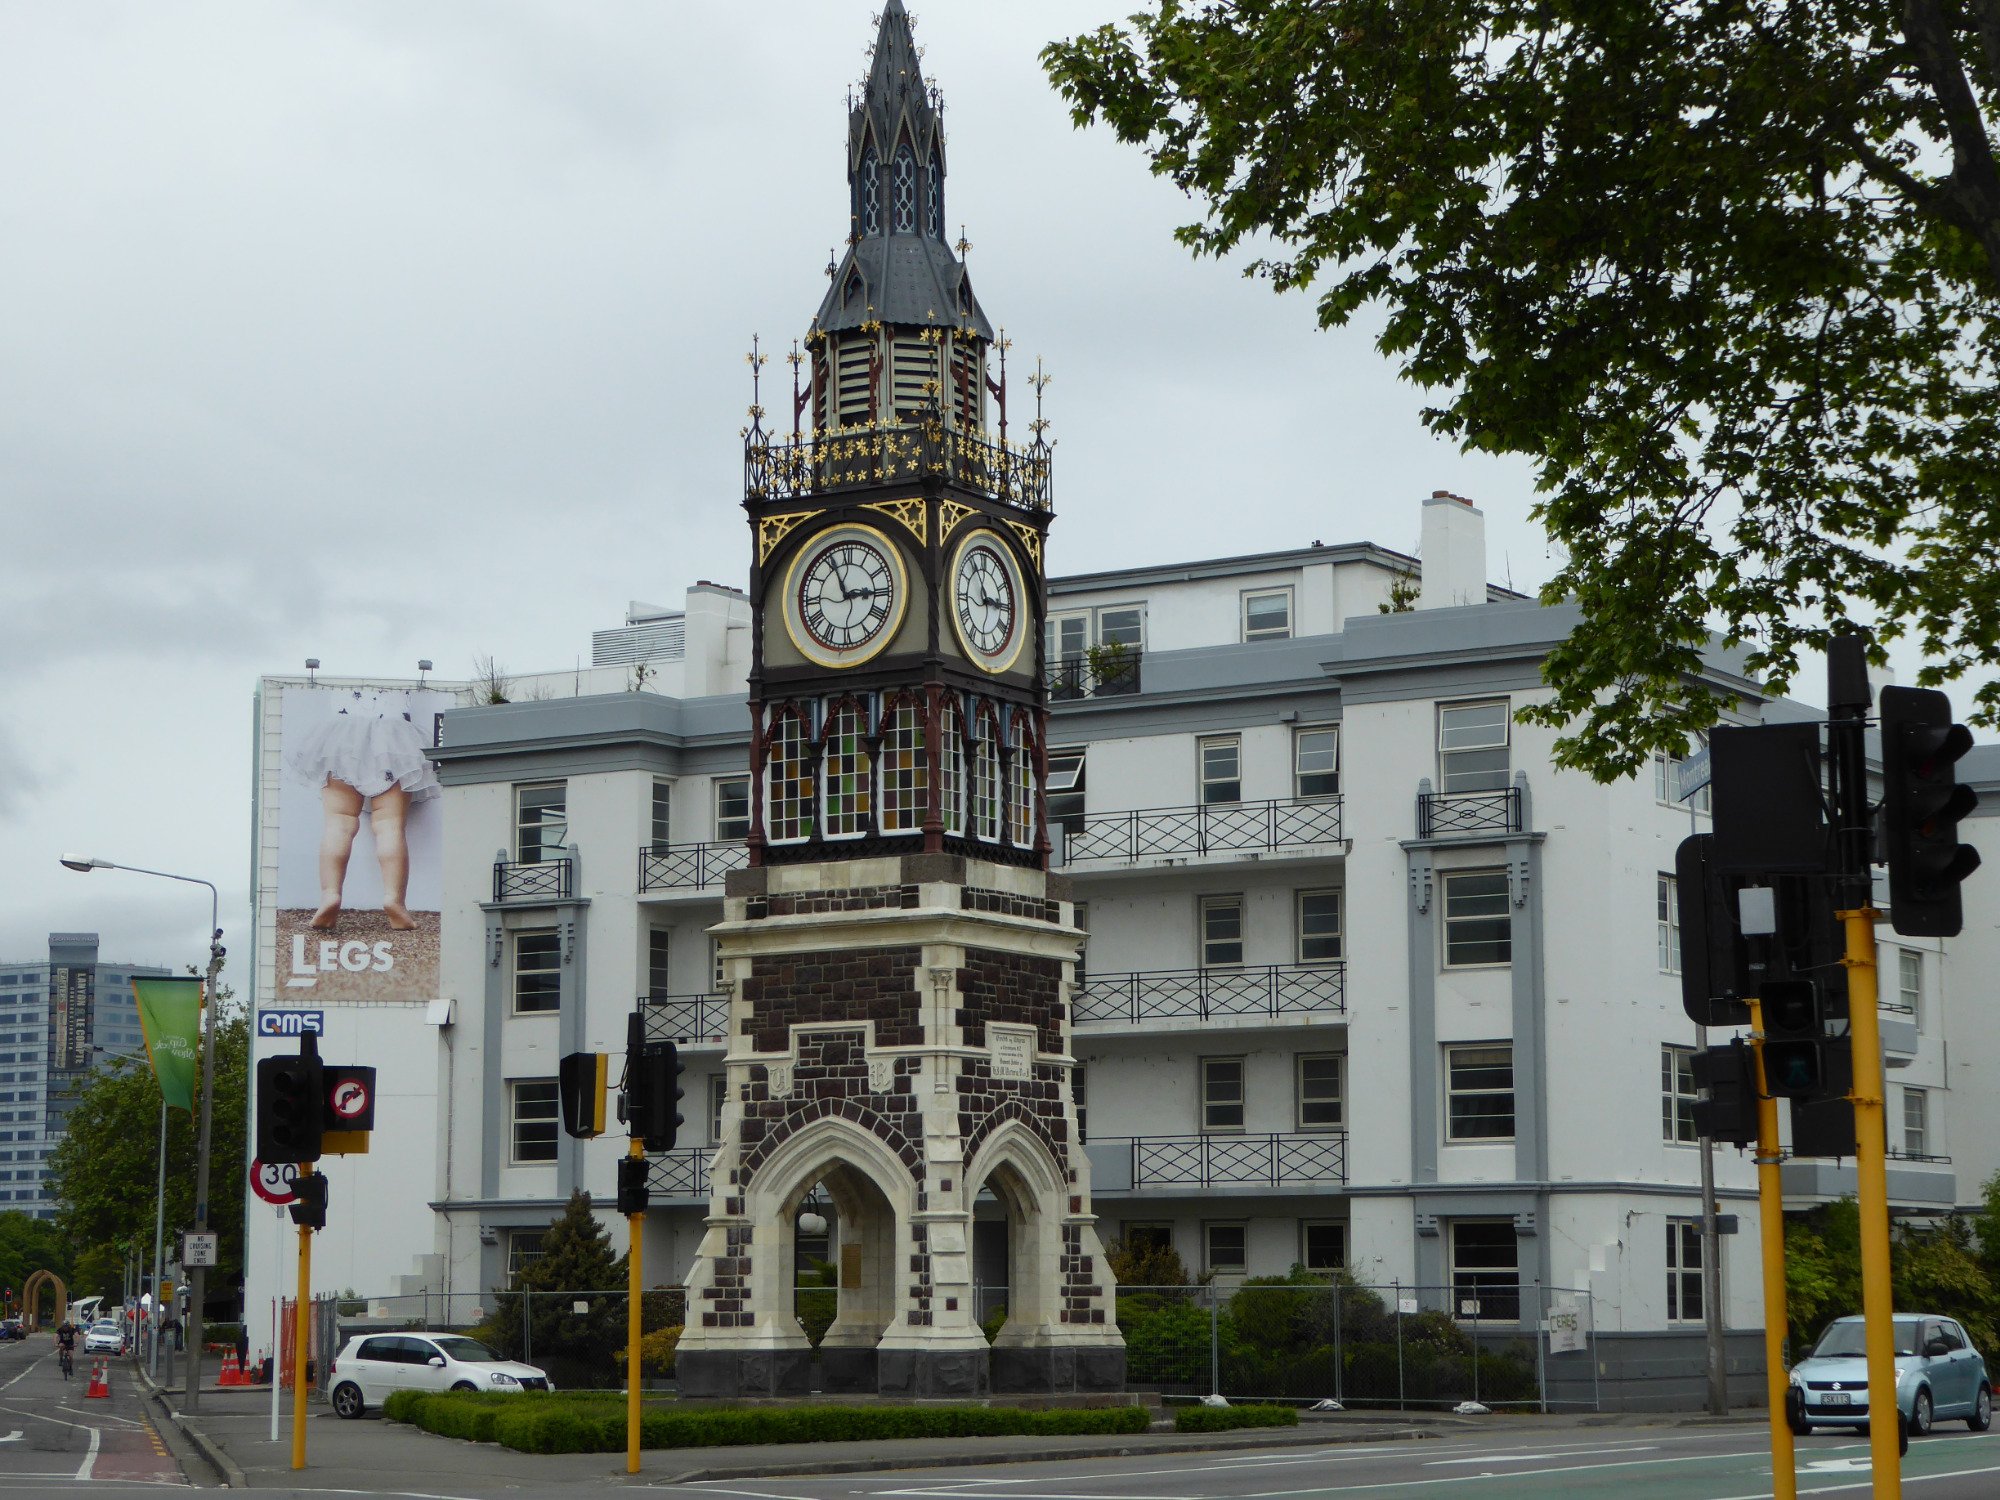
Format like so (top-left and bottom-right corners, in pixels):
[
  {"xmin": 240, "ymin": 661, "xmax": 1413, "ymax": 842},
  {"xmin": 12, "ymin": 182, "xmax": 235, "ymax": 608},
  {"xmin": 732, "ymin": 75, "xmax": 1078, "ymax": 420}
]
[
  {"xmin": 0, "ymin": 1356, "xmax": 45, "ymax": 1391},
  {"xmin": 1240, "ymin": 1445, "xmax": 1781, "ymax": 1496},
  {"xmin": 73, "ymin": 1425, "xmax": 99, "ymax": 1482},
  {"xmin": 1704, "ymin": 1458, "xmax": 2000, "ymax": 1498},
  {"xmin": 1426, "ymin": 1446, "xmax": 1661, "ymax": 1465}
]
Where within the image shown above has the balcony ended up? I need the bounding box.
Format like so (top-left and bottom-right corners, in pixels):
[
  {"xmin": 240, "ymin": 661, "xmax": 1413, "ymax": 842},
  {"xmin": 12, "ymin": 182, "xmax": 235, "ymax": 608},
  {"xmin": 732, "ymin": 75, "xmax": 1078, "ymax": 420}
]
[
  {"xmin": 745, "ymin": 422, "xmax": 1050, "ymax": 512},
  {"xmin": 492, "ymin": 858, "xmax": 572, "ymax": 902},
  {"xmin": 1087, "ymin": 1131, "xmax": 1348, "ymax": 1192},
  {"xmin": 1416, "ymin": 787, "xmax": 1523, "ymax": 839},
  {"xmin": 1048, "ymin": 652, "xmax": 1141, "ymax": 701},
  {"xmin": 1074, "ymin": 963, "xmax": 1345, "ymax": 1027},
  {"xmin": 1060, "ymin": 797, "xmax": 1343, "ymax": 865},
  {"xmin": 639, "ymin": 840, "xmax": 749, "ymax": 893},
  {"xmin": 642, "ymin": 991, "xmax": 729, "ymax": 1048},
  {"xmin": 645, "ymin": 1147, "xmax": 714, "ymax": 1200}
]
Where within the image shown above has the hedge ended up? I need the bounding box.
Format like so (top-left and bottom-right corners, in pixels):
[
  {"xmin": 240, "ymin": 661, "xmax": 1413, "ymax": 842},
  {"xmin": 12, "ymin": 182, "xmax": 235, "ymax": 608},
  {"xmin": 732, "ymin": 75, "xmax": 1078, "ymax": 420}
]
[
  {"xmin": 386, "ymin": 1392, "xmax": 1152, "ymax": 1454},
  {"xmin": 1172, "ymin": 1404, "xmax": 1299, "ymax": 1433}
]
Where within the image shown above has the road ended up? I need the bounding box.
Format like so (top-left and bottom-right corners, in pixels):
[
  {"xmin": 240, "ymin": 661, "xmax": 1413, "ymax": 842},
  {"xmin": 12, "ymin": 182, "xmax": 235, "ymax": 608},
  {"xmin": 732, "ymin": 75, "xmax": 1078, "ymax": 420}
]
[
  {"xmin": 662, "ymin": 1424, "xmax": 2000, "ymax": 1500},
  {"xmin": 0, "ymin": 1334, "xmax": 187, "ymax": 1492}
]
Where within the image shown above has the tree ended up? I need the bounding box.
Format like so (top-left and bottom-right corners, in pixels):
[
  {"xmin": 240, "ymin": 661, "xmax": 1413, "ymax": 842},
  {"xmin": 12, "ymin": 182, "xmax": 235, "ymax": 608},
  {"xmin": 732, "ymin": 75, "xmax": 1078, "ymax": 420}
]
[
  {"xmin": 0, "ymin": 1212, "xmax": 68, "ymax": 1314},
  {"xmin": 484, "ymin": 1191, "xmax": 628, "ymax": 1388},
  {"xmin": 46, "ymin": 998, "xmax": 247, "ymax": 1304},
  {"xmin": 1044, "ymin": 3, "xmax": 2000, "ymax": 777}
]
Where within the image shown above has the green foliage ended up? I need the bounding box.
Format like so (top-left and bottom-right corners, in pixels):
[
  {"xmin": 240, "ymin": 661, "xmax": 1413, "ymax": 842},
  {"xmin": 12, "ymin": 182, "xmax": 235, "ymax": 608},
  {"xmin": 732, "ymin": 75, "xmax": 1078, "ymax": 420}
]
[
  {"xmin": 795, "ymin": 1258, "xmax": 838, "ymax": 1346},
  {"xmin": 1044, "ymin": 4, "xmax": 2000, "ymax": 777},
  {"xmin": 47, "ymin": 997, "xmax": 247, "ymax": 1299},
  {"xmin": 981, "ymin": 1303, "xmax": 1009, "ymax": 1344},
  {"xmin": 0, "ymin": 1214, "xmax": 67, "ymax": 1313},
  {"xmin": 1118, "ymin": 1295, "xmax": 1217, "ymax": 1385},
  {"xmin": 1787, "ymin": 1196, "xmax": 2000, "ymax": 1357},
  {"xmin": 617, "ymin": 1324, "xmax": 681, "ymax": 1378},
  {"xmin": 1173, "ymin": 1403, "xmax": 1298, "ymax": 1432},
  {"xmin": 390, "ymin": 1393, "xmax": 1152, "ymax": 1453}
]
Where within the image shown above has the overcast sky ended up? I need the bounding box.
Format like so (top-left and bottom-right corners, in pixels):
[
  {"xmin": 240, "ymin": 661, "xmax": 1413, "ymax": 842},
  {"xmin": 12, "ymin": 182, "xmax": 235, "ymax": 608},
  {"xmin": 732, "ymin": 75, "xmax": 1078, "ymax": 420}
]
[{"xmin": 3, "ymin": 2, "xmax": 1953, "ymax": 973}]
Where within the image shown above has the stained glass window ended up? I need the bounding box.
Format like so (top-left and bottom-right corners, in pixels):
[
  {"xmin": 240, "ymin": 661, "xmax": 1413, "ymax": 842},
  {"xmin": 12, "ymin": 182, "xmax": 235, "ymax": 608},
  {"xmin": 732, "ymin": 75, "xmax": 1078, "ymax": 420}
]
[
  {"xmin": 892, "ymin": 147, "xmax": 917, "ymax": 233},
  {"xmin": 822, "ymin": 701, "xmax": 873, "ymax": 838},
  {"xmin": 767, "ymin": 707, "xmax": 815, "ymax": 842},
  {"xmin": 939, "ymin": 696, "xmax": 965, "ymax": 836},
  {"xmin": 880, "ymin": 698, "xmax": 926, "ymax": 833},
  {"xmin": 971, "ymin": 707, "xmax": 1001, "ymax": 841},
  {"xmin": 1008, "ymin": 711, "xmax": 1035, "ymax": 847}
]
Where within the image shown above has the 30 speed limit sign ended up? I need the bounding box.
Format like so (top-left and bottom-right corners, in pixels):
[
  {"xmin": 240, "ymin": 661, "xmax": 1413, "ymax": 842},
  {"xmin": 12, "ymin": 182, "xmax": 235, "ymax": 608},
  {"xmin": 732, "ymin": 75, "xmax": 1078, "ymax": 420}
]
[{"xmin": 250, "ymin": 1159, "xmax": 299, "ymax": 1206}]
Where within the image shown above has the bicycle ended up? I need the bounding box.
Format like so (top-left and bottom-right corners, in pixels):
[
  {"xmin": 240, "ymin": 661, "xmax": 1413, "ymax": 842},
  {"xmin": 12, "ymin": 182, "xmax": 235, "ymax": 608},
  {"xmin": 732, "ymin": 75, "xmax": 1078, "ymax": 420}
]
[{"xmin": 58, "ymin": 1345, "xmax": 73, "ymax": 1381}]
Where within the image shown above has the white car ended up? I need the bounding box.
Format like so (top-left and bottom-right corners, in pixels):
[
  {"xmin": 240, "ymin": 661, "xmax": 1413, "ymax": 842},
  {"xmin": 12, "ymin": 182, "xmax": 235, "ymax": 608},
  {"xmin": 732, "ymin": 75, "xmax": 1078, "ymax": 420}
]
[
  {"xmin": 82, "ymin": 1320, "xmax": 125, "ymax": 1355},
  {"xmin": 328, "ymin": 1332, "xmax": 551, "ymax": 1418}
]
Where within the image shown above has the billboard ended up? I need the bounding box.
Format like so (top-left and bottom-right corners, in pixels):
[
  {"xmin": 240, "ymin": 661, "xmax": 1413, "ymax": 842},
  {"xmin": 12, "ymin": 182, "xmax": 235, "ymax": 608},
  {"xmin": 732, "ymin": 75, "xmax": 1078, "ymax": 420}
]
[{"xmin": 273, "ymin": 684, "xmax": 456, "ymax": 1001}]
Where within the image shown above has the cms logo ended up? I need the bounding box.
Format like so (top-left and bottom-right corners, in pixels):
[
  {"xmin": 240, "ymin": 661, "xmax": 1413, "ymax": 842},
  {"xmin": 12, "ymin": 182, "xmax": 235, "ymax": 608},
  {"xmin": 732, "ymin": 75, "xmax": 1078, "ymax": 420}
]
[{"xmin": 257, "ymin": 1010, "xmax": 325, "ymax": 1038}]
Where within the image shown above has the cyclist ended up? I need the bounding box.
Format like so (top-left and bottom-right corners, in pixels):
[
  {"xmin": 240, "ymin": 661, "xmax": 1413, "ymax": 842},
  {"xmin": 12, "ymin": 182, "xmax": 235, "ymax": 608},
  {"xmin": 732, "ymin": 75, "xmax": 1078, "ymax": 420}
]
[{"xmin": 55, "ymin": 1320, "xmax": 76, "ymax": 1380}]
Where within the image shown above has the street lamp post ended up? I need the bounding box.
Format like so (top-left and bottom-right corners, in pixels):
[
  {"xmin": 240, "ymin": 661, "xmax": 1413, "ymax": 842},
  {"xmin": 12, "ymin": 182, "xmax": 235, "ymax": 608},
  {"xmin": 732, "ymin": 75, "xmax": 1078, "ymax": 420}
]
[{"xmin": 61, "ymin": 856, "xmax": 224, "ymax": 1413}]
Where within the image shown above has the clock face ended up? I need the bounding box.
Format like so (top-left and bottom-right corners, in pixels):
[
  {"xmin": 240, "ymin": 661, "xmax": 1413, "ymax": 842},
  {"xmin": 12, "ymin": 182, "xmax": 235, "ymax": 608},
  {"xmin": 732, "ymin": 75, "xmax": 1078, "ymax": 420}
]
[
  {"xmin": 950, "ymin": 531, "xmax": 1027, "ymax": 673},
  {"xmin": 782, "ymin": 524, "xmax": 908, "ymax": 668}
]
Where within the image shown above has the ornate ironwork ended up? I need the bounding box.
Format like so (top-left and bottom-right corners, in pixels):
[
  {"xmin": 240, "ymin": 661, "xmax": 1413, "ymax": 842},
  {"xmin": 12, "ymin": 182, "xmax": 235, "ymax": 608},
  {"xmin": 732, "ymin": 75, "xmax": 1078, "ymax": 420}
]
[
  {"xmin": 638, "ymin": 840, "xmax": 749, "ymax": 892},
  {"xmin": 492, "ymin": 858, "xmax": 572, "ymax": 903},
  {"xmin": 645, "ymin": 1147, "xmax": 714, "ymax": 1198},
  {"xmin": 1417, "ymin": 787, "xmax": 1524, "ymax": 839},
  {"xmin": 642, "ymin": 992, "xmax": 729, "ymax": 1045},
  {"xmin": 1047, "ymin": 651, "xmax": 1141, "ymax": 700},
  {"xmin": 1101, "ymin": 1132, "xmax": 1348, "ymax": 1189},
  {"xmin": 1074, "ymin": 963, "xmax": 1346, "ymax": 1026},
  {"xmin": 745, "ymin": 420, "xmax": 1051, "ymax": 512},
  {"xmin": 1060, "ymin": 797, "xmax": 1344, "ymax": 864}
]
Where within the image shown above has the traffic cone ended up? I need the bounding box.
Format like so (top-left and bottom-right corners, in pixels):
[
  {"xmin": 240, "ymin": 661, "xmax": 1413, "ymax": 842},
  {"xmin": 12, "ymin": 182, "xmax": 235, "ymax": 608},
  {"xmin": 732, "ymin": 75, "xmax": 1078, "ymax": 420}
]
[
  {"xmin": 218, "ymin": 1349, "xmax": 244, "ymax": 1386},
  {"xmin": 85, "ymin": 1359, "xmax": 108, "ymax": 1399}
]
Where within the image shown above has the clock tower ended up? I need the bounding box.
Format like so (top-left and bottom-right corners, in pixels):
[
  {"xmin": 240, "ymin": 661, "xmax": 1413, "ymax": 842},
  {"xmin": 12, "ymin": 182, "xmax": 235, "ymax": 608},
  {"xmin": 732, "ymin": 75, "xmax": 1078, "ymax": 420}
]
[{"xmin": 674, "ymin": 2, "xmax": 1123, "ymax": 1400}]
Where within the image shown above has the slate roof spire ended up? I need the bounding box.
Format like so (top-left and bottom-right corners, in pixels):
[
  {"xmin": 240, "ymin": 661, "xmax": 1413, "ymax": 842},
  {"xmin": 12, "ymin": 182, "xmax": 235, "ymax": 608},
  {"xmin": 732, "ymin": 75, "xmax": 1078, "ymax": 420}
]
[{"xmin": 811, "ymin": 0, "xmax": 994, "ymax": 342}]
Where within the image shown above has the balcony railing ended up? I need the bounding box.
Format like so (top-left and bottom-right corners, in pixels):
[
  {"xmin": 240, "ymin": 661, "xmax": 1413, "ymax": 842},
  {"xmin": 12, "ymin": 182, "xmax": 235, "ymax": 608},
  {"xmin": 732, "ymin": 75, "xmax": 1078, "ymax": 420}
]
[
  {"xmin": 1092, "ymin": 1131, "xmax": 1348, "ymax": 1190},
  {"xmin": 645, "ymin": 1147, "xmax": 714, "ymax": 1199},
  {"xmin": 1060, "ymin": 797, "xmax": 1343, "ymax": 864},
  {"xmin": 1074, "ymin": 963, "xmax": 1346, "ymax": 1026},
  {"xmin": 639, "ymin": 840, "xmax": 749, "ymax": 892},
  {"xmin": 1417, "ymin": 787, "xmax": 1523, "ymax": 839},
  {"xmin": 642, "ymin": 991, "xmax": 729, "ymax": 1045},
  {"xmin": 1048, "ymin": 652, "xmax": 1141, "ymax": 700},
  {"xmin": 492, "ymin": 858, "xmax": 572, "ymax": 902},
  {"xmin": 745, "ymin": 422, "xmax": 1051, "ymax": 512}
]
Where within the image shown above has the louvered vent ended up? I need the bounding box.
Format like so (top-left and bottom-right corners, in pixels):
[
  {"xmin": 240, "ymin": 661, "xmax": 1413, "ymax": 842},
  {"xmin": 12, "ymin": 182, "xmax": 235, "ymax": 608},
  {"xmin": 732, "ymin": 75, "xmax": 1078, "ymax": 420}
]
[
  {"xmin": 835, "ymin": 336, "xmax": 874, "ymax": 428},
  {"xmin": 891, "ymin": 334, "xmax": 937, "ymax": 420}
]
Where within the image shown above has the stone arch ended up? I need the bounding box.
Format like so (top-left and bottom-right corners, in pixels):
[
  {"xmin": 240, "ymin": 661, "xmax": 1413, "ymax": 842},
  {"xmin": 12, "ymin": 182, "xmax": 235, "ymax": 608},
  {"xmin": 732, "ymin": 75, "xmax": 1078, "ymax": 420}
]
[
  {"xmin": 20, "ymin": 1269, "xmax": 65, "ymax": 1331},
  {"xmin": 965, "ymin": 1118, "xmax": 1068, "ymax": 1340}
]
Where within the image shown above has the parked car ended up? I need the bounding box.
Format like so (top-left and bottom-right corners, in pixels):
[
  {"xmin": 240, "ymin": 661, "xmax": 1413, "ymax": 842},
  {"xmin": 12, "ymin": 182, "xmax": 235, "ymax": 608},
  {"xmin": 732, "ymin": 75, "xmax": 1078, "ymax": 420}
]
[
  {"xmin": 0, "ymin": 1319, "xmax": 24, "ymax": 1341},
  {"xmin": 82, "ymin": 1320, "xmax": 126, "ymax": 1355},
  {"xmin": 1789, "ymin": 1314, "xmax": 1993, "ymax": 1436},
  {"xmin": 328, "ymin": 1332, "xmax": 551, "ymax": 1419}
]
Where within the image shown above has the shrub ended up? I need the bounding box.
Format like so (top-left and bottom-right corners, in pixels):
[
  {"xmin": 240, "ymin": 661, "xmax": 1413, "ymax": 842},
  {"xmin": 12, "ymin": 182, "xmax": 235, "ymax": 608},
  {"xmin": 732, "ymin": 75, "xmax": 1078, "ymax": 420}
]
[
  {"xmin": 615, "ymin": 1324, "xmax": 681, "ymax": 1378},
  {"xmin": 1119, "ymin": 1297, "xmax": 1217, "ymax": 1386},
  {"xmin": 981, "ymin": 1304, "xmax": 1009, "ymax": 1344},
  {"xmin": 1173, "ymin": 1403, "xmax": 1298, "ymax": 1432}
]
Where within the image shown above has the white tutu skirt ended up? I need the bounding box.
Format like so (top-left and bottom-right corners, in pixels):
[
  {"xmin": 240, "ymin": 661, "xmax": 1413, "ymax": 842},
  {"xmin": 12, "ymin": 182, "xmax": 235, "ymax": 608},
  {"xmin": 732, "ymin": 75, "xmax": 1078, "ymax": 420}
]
[{"xmin": 288, "ymin": 711, "xmax": 441, "ymax": 802}]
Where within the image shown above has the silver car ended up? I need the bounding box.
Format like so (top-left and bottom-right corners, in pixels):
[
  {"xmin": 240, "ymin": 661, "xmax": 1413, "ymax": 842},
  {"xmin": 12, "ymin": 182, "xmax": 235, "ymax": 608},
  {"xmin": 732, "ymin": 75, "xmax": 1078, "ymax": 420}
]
[{"xmin": 1788, "ymin": 1314, "xmax": 1992, "ymax": 1436}]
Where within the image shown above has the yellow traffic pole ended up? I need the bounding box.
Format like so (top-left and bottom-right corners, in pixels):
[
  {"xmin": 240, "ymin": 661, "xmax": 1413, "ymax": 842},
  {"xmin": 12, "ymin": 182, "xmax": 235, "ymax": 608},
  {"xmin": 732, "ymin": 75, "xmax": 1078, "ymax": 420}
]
[
  {"xmin": 1841, "ymin": 906, "xmax": 1902, "ymax": 1493},
  {"xmin": 292, "ymin": 1183, "xmax": 313, "ymax": 1472},
  {"xmin": 1747, "ymin": 997, "xmax": 1797, "ymax": 1500},
  {"xmin": 627, "ymin": 1140, "xmax": 645, "ymax": 1476}
]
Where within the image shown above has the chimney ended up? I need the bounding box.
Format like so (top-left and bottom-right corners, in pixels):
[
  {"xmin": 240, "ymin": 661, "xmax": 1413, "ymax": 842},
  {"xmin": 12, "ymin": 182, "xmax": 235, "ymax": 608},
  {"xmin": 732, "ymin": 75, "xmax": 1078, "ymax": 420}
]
[{"xmin": 1419, "ymin": 490, "xmax": 1487, "ymax": 610}]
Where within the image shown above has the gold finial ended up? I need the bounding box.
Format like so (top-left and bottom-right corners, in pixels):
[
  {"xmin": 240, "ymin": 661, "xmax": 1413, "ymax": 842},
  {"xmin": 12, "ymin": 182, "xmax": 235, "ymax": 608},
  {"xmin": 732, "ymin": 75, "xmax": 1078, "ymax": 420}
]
[{"xmin": 956, "ymin": 224, "xmax": 972, "ymax": 258}]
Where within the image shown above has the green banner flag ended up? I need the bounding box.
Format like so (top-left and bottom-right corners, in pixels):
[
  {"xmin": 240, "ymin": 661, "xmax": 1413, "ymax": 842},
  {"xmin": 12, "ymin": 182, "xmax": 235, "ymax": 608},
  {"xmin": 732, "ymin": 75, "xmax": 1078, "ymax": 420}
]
[{"xmin": 132, "ymin": 977, "xmax": 203, "ymax": 1113}]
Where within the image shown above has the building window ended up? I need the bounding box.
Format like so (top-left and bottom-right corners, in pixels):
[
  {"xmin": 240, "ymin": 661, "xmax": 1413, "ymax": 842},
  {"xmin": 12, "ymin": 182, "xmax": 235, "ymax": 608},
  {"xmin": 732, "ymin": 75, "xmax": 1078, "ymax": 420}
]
[
  {"xmin": 1201, "ymin": 1057, "xmax": 1246, "ymax": 1132},
  {"xmin": 509, "ymin": 1080, "xmax": 559, "ymax": 1164},
  {"xmin": 859, "ymin": 147, "xmax": 880, "ymax": 235},
  {"xmin": 505, "ymin": 1230, "xmax": 546, "ymax": 1288},
  {"xmin": 1123, "ymin": 1222, "xmax": 1173, "ymax": 1256},
  {"xmin": 891, "ymin": 145, "xmax": 917, "ymax": 232},
  {"xmin": 1662, "ymin": 1045, "xmax": 1698, "ymax": 1144},
  {"xmin": 1074, "ymin": 1061, "xmax": 1087, "ymax": 1144},
  {"xmin": 1008, "ymin": 713, "xmax": 1036, "ymax": 847},
  {"xmin": 1654, "ymin": 739, "xmax": 1712, "ymax": 812},
  {"xmin": 971, "ymin": 710, "xmax": 1001, "ymax": 841},
  {"xmin": 1658, "ymin": 873, "xmax": 1681, "ymax": 974},
  {"xmin": 1437, "ymin": 700, "xmax": 1510, "ymax": 793},
  {"xmin": 1297, "ymin": 889, "xmax": 1342, "ymax": 962},
  {"xmin": 646, "ymin": 928, "xmax": 671, "ymax": 999},
  {"xmin": 1904, "ymin": 1086, "xmax": 1930, "ymax": 1156},
  {"xmin": 1242, "ymin": 588, "xmax": 1293, "ymax": 641},
  {"xmin": 1097, "ymin": 606, "xmax": 1144, "ymax": 651},
  {"xmin": 1199, "ymin": 736, "xmax": 1242, "ymax": 805},
  {"xmin": 650, "ymin": 779, "xmax": 672, "ymax": 851},
  {"xmin": 1047, "ymin": 748, "xmax": 1085, "ymax": 825},
  {"xmin": 1445, "ymin": 1044, "xmax": 1515, "ymax": 1141},
  {"xmin": 1442, "ymin": 870, "xmax": 1511, "ymax": 966},
  {"xmin": 1295, "ymin": 727, "xmax": 1339, "ymax": 798},
  {"xmin": 1204, "ymin": 1222, "xmax": 1248, "ymax": 1275},
  {"xmin": 767, "ymin": 708, "xmax": 814, "ymax": 842},
  {"xmin": 714, "ymin": 777, "xmax": 750, "ymax": 842},
  {"xmin": 821, "ymin": 702, "xmax": 873, "ymax": 838},
  {"xmin": 925, "ymin": 155, "xmax": 942, "ymax": 238},
  {"xmin": 1074, "ymin": 901, "xmax": 1090, "ymax": 987},
  {"xmin": 1200, "ymin": 896, "xmax": 1244, "ymax": 967},
  {"xmin": 710, "ymin": 1074, "xmax": 728, "ymax": 1144},
  {"xmin": 939, "ymin": 697, "xmax": 966, "ymax": 836},
  {"xmin": 1301, "ymin": 1221, "xmax": 1347, "ymax": 1273},
  {"xmin": 1450, "ymin": 1221, "xmax": 1520, "ymax": 1321},
  {"xmin": 1297, "ymin": 1054, "xmax": 1344, "ymax": 1130},
  {"xmin": 1666, "ymin": 1220, "xmax": 1705, "ymax": 1323},
  {"xmin": 711, "ymin": 936, "xmax": 725, "ymax": 992},
  {"xmin": 1897, "ymin": 949, "xmax": 1923, "ymax": 1026},
  {"xmin": 879, "ymin": 699, "xmax": 926, "ymax": 833},
  {"xmin": 512, "ymin": 930, "xmax": 561, "ymax": 1015},
  {"xmin": 515, "ymin": 783, "xmax": 567, "ymax": 863}
]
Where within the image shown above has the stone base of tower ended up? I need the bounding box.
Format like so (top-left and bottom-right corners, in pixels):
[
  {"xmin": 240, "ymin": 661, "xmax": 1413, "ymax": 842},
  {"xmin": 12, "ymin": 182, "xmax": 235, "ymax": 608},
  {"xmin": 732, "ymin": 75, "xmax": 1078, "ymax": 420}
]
[{"xmin": 675, "ymin": 853, "xmax": 1125, "ymax": 1401}]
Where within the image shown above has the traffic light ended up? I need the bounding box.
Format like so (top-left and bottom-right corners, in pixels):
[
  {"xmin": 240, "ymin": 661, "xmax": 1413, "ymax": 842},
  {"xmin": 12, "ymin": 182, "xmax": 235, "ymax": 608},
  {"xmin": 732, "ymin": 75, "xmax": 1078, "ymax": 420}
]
[
  {"xmin": 623, "ymin": 1014, "xmax": 684, "ymax": 1153},
  {"xmin": 559, "ymin": 1052, "xmax": 609, "ymax": 1138},
  {"xmin": 1690, "ymin": 1041, "xmax": 1759, "ymax": 1147},
  {"xmin": 1759, "ymin": 979, "xmax": 1832, "ymax": 1099},
  {"xmin": 1675, "ymin": 835, "xmax": 1753, "ymax": 1027},
  {"xmin": 1879, "ymin": 685, "xmax": 1982, "ymax": 937},
  {"xmin": 616, "ymin": 1154, "xmax": 650, "ymax": 1216},
  {"xmin": 257, "ymin": 1048, "xmax": 324, "ymax": 1164},
  {"xmin": 288, "ymin": 1171, "xmax": 329, "ymax": 1231}
]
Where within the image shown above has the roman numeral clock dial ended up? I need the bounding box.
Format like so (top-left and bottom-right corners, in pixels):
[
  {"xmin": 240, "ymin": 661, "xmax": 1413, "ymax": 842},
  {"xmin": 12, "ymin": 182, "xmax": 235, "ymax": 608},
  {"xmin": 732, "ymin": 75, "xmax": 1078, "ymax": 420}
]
[
  {"xmin": 781, "ymin": 524, "xmax": 908, "ymax": 668},
  {"xmin": 950, "ymin": 530, "xmax": 1028, "ymax": 673}
]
